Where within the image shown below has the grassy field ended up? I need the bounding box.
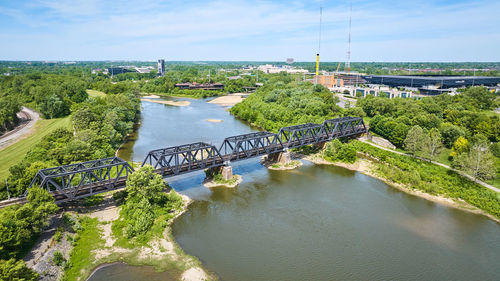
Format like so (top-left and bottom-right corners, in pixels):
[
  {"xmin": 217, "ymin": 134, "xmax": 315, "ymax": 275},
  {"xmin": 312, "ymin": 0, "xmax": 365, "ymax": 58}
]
[
  {"xmin": 0, "ymin": 116, "xmax": 72, "ymax": 181},
  {"xmin": 86, "ymin": 89, "xmax": 106, "ymax": 98}
]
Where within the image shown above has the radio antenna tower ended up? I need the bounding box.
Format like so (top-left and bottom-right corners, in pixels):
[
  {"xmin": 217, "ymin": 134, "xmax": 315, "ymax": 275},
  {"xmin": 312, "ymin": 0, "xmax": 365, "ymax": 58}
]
[
  {"xmin": 315, "ymin": 5, "xmax": 323, "ymax": 79},
  {"xmin": 345, "ymin": 1, "xmax": 352, "ymax": 73}
]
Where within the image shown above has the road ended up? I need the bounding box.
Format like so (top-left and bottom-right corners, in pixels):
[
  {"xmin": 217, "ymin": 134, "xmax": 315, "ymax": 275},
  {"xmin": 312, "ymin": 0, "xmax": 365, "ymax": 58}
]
[
  {"xmin": 0, "ymin": 107, "xmax": 40, "ymax": 150},
  {"xmin": 359, "ymin": 138, "xmax": 500, "ymax": 193}
]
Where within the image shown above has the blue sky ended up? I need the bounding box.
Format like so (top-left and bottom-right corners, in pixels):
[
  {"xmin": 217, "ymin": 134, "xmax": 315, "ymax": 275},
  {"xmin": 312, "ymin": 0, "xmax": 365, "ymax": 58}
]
[{"xmin": 1, "ymin": 0, "xmax": 499, "ymax": 61}]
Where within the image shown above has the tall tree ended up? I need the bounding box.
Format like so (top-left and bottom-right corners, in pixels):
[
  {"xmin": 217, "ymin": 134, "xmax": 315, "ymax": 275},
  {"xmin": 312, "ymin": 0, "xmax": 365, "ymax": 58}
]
[
  {"xmin": 404, "ymin": 125, "xmax": 424, "ymax": 155},
  {"xmin": 424, "ymin": 128, "xmax": 442, "ymax": 159},
  {"xmin": 453, "ymin": 140, "xmax": 496, "ymax": 182}
]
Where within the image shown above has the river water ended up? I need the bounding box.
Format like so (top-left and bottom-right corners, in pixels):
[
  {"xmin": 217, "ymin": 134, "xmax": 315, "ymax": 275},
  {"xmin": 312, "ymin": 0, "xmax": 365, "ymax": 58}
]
[{"xmin": 96, "ymin": 97, "xmax": 500, "ymax": 281}]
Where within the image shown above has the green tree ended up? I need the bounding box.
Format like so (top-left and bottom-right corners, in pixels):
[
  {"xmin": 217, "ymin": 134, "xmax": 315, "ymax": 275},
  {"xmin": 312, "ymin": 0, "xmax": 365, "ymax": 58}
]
[
  {"xmin": 404, "ymin": 125, "xmax": 424, "ymax": 155},
  {"xmin": 424, "ymin": 128, "xmax": 442, "ymax": 159},
  {"xmin": 0, "ymin": 259, "xmax": 38, "ymax": 281},
  {"xmin": 440, "ymin": 123, "xmax": 466, "ymax": 148},
  {"xmin": 453, "ymin": 139, "xmax": 496, "ymax": 181},
  {"xmin": 124, "ymin": 165, "xmax": 165, "ymax": 205},
  {"xmin": 121, "ymin": 166, "xmax": 166, "ymax": 237},
  {"xmin": 450, "ymin": 136, "xmax": 469, "ymax": 157}
]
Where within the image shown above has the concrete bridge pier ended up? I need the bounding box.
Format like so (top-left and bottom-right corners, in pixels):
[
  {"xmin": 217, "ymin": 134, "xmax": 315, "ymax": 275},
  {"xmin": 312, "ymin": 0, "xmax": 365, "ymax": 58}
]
[
  {"xmin": 208, "ymin": 165, "xmax": 233, "ymax": 180},
  {"xmin": 267, "ymin": 150, "xmax": 291, "ymax": 165}
]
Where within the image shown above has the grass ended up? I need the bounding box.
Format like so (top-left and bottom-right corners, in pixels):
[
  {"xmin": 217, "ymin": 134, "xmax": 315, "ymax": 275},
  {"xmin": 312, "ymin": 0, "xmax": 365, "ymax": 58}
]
[
  {"xmin": 63, "ymin": 216, "xmax": 104, "ymax": 281},
  {"xmin": 0, "ymin": 116, "xmax": 72, "ymax": 181},
  {"xmin": 86, "ymin": 89, "xmax": 106, "ymax": 98},
  {"xmin": 213, "ymin": 174, "xmax": 239, "ymax": 185}
]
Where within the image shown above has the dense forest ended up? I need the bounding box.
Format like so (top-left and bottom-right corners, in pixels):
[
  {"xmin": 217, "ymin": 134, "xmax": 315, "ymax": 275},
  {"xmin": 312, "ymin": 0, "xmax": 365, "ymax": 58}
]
[
  {"xmin": 230, "ymin": 74, "xmax": 342, "ymax": 131},
  {"xmin": 0, "ymin": 74, "xmax": 89, "ymax": 120}
]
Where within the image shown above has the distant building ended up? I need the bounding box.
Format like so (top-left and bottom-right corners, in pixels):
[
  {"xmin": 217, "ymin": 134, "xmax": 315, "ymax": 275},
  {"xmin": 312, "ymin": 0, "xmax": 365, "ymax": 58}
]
[
  {"xmin": 257, "ymin": 64, "xmax": 307, "ymax": 74},
  {"xmin": 174, "ymin": 82, "xmax": 224, "ymax": 90},
  {"xmin": 158, "ymin": 59, "xmax": 165, "ymax": 76},
  {"xmin": 315, "ymin": 75, "xmax": 344, "ymax": 88},
  {"xmin": 286, "ymin": 58, "xmax": 294, "ymax": 64},
  {"xmin": 135, "ymin": 67, "xmax": 153, "ymax": 73},
  {"xmin": 334, "ymin": 86, "xmax": 414, "ymax": 99},
  {"xmin": 107, "ymin": 67, "xmax": 134, "ymax": 76}
]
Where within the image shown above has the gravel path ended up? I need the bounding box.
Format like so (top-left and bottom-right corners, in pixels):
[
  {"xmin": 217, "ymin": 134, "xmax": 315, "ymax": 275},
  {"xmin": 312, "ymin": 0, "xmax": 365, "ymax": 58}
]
[{"xmin": 0, "ymin": 107, "xmax": 40, "ymax": 150}]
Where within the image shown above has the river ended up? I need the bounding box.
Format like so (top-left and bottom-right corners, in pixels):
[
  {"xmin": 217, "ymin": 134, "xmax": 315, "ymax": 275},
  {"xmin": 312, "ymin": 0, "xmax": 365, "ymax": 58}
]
[{"xmin": 93, "ymin": 97, "xmax": 500, "ymax": 281}]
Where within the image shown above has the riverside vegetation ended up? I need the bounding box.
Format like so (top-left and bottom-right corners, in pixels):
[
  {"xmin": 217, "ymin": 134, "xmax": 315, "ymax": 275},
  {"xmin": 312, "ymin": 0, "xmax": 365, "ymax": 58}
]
[
  {"xmin": 231, "ymin": 76, "xmax": 499, "ymax": 219},
  {"xmin": 61, "ymin": 166, "xmax": 204, "ymax": 281}
]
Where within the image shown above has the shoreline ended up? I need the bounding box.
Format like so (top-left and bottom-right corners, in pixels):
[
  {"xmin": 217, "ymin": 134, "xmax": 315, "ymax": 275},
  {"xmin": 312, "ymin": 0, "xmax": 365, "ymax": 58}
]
[
  {"xmin": 62, "ymin": 192, "xmax": 213, "ymax": 281},
  {"xmin": 141, "ymin": 98, "xmax": 190, "ymax": 107},
  {"xmin": 208, "ymin": 94, "xmax": 245, "ymax": 106},
  {"xmin": 302, "ymin": 153, "xmax": 500, "ymax": 224}
]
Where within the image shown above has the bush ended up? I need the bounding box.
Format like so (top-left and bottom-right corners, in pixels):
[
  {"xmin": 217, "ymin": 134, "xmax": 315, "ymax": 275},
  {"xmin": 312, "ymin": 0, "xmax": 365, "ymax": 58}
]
[
  {"xmin": 52, "ymin": 250, "xmax": 65, "ymax": 266},
  {"xmin": 54, "ymin": 227, "xmax": 63, "ymax": 242},
  {"xmin": 324, "ymin": 139, "xmax": 358, "ymax": 163},
  {"xmin": 83, "ymin": 194, "xmax": 104, "ymax": 207}
]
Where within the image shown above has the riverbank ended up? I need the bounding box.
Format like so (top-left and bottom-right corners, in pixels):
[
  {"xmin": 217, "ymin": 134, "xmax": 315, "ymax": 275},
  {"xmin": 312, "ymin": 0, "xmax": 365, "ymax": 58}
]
[
  {"xmin": 82, "ymin": 192, "xmax": 212, "ymax": 281},
  {"xmin": 302, "ymin": 151, "xmax": 500, "ymax": 223},
  {"xmin": 208, "ymin": 94, "xmax": 246, "ymax": 106},
  {"xmin": 26, "ymin": 191, "xmax": 215, "ymax": 281},
  {"xmin": 141, "ymin": 98, "xmax": 191, "ymax": 107}
]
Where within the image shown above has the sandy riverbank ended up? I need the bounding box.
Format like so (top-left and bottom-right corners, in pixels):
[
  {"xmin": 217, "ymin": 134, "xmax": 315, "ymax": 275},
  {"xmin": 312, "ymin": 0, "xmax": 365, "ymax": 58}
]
[
  {"xmin": 141, "ymin": 94, "xmax": 160, "ymax": 98},
  {"xmin": 27, "ymin": 192, "xmax": 213, "ymax": 281},
  {"xmin": 206, "ymin": 119, "xmax": 223, "ymax": 123},
  {"xmin": 85, "ymin": 193, "xmax": 211, "ymax": 281},
  {"xmin": 208, "ymin": 94, "xmax": 245, "ymax": 106},
  {"xmin": 302, "ymin": 153, "xmax": 499, "ymax": 223},
  {"xmin": 141, "ymin": 98, "xmax": 191, "ymax": 107}
]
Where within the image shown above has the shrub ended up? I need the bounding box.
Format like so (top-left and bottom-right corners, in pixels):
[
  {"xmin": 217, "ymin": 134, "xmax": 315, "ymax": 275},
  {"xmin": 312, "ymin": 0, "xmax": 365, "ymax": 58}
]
[
  {"xmin": 54, "ymin": 227, "xmax": 63, "ymax": 242},
  {"xmin": 52, "ymin": 250, "xmax": 65, "ymax": 266}
]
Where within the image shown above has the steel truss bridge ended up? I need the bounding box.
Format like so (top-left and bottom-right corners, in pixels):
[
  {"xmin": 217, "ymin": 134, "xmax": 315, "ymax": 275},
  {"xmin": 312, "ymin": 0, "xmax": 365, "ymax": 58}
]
[{"xmin": 1, "ymin": 117, "xmax": 366, "ymax": 206}]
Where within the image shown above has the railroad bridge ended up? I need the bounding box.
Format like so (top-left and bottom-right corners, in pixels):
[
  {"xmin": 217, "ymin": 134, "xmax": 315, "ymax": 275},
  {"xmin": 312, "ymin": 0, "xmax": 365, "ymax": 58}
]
[{"xmin": 1, "ymin": 117, "xmax": 366, "ymax": 206}]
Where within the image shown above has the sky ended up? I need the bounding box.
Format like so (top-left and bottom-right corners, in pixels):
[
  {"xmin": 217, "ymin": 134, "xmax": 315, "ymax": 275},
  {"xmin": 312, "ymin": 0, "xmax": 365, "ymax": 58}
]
[{"xmin": 1, "ymin": 0, "xmax": 499, "ymax": 62}]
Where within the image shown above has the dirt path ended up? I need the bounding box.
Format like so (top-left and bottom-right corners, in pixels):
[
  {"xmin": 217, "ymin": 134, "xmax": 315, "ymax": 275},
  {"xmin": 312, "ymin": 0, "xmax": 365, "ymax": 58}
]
[
  {"xmin": 359, "ymin": 137, "xmax": 500, "ymax": 193},
  {"xmin": 0, "ymin": 107, "xmax": 40, "ymax": 150}
]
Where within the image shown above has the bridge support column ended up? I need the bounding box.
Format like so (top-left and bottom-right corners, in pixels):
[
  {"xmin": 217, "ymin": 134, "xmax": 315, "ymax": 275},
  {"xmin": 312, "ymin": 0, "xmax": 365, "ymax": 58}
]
[
  {"xmin": 208, "ymin": 165, "xmax": 233, "ymax": 181},
  {"xmin": 267, "ymin": 151, "xmax": 291, "ymax": 165}
]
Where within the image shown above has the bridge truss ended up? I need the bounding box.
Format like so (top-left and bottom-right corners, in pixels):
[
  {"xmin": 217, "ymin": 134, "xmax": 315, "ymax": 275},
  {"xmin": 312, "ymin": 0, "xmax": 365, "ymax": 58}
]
[
  {"xmin": 220, "ymin": 131, "xmax": 284, "ymax": 161},
  {"xmin": 142, "ymin": 142, "xmax": 224, "ymax": 176},
  {"xmin": 278, "ymin": 123, "xmax": 326, "ymax": 149},
  {"xmin": 27, "ymin": 157, "xmax": 134, "ymax": 201}
]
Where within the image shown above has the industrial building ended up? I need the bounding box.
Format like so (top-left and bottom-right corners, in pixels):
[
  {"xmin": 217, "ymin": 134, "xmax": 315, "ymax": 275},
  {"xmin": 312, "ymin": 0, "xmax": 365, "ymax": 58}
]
[{"xmin": 362, "ymin": 75, "xmax": 500, "ymax": 89}]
